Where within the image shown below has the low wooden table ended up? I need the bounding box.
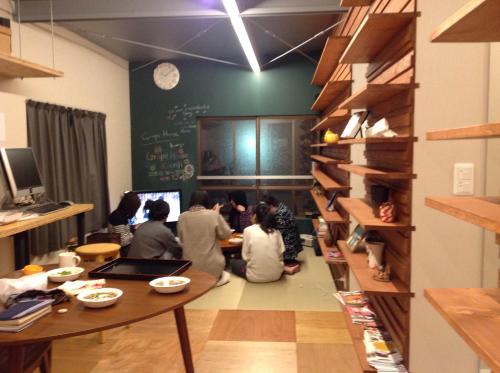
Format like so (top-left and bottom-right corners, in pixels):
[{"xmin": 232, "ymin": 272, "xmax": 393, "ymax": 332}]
[
  {"xmin": 219, "ymin": 232, "xmax": 243, "ymax": 253},
  {"xmin": 0, "ymin": 263, "xmax": 217, "ymax": 373}
]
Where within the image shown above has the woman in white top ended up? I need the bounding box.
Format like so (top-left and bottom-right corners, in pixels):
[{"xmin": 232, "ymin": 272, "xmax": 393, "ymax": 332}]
[{"xmin": 231, "ymin": 202, "xmax": 285, "ymax": 283}]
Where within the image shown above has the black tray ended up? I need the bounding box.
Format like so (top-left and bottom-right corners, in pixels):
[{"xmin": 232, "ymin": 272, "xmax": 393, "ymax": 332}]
[{"xmin": 87, "ymin": 258, "xmax": 192, "ymax": 281}]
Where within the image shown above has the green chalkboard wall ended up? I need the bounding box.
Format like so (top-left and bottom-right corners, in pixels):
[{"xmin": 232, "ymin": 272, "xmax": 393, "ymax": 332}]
[{"xmin": 130, "ymin": 59, "xmax": 320, "ymax": 207}]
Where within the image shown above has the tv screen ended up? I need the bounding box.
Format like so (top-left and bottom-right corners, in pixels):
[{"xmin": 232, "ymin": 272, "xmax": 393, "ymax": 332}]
[
  {"xmin": 129, "ymin": 190, "xmax": 182, "ymax": 225},
  {"xmin": 0, "ymin": 147, "xmax": 45, "ymax": 198}
]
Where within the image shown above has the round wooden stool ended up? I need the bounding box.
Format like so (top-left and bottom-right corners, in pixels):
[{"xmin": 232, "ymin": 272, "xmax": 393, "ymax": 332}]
[{"xmin": 75, "ymin": 243, "xmax": 121, "ymax": 263}]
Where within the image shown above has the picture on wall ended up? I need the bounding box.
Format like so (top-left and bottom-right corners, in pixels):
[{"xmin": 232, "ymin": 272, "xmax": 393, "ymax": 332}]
[
  {"xmin": 341, "ymin": 111, "xmax": 369, "ymax": 139},
  {"xmin": 346, "ymin": 224, "xmax": 366, "ymax": 252}
]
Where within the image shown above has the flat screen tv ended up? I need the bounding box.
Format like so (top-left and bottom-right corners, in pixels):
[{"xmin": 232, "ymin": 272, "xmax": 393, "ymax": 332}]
[
  {"xmin": 129, "ymin": 189, "xmax": 182, "ymax": 225},
  {"xmin": 0, "ymin": 147, "xmax": 45, "ymax": 199}
]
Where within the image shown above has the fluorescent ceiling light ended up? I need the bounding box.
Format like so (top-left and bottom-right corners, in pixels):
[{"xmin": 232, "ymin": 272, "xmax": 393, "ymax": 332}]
[{"xmin": 222, "ymin": 0, "xmax": 260, "ymax": 73}]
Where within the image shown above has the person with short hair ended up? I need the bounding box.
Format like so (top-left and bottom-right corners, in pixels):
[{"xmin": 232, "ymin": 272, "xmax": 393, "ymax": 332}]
[
  {"xmin": 108, "ymin": 191, "xmax": 141, "ymax": 257},
  {"xmin": 228, "ymin": 190, "xmax": 253, "ymax": 233},
  {"xmin": 128, "ymin": 199, "xmax": 182, "ymax": 259}
]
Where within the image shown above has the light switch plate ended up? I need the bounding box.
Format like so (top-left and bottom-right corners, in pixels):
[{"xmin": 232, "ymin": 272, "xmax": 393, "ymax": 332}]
[{"xmin": 453, "ymin": 163, "xmax": 474, "ymax": 195}]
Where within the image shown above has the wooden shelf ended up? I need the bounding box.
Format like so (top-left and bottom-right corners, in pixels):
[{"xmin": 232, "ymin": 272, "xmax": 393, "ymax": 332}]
[
  {"xmin": 338, "ymin": 164, "xmax": 416, "ymax": 180},
  {"xmin": 312, "ymin": 169, "xmax": 351, "ymax": 191},
  {"xmin": 340, "ymin": 0, "xmax": 373, "ymax": 7},
  {"xmin": 311, "ymin": 109, "xmax": 350, "ymax": 132},
  {"xmin": 310, "ymin": 143, "xmax": 348, "ymax": 148},
  {"xmin": 424, "ymin": 288, "xmax": 500, "ymax": 372},
  {"xmin": 340, "ymin": 12, "xmax": 416, "ymax": 64},
  {"xmin": 425, "ymin": 196, "xmax": 500, "ymax": 234},
  {"xmin": 338, "ymin": 197, "xmax": 414, "ymax": 231},
  {"xmin": 0, "ymin": 52, "xmax": 63, "ymax": 78},
  {"xmin": 338, "ymin": 240, "xmax": 411, "ymax": 296},
  {"xmin": 337, "ymin": 136, "xmax": 416, "ymax": 145},
  {"xmin": 341, "ymin": 307, "xmax": 377, "ymax": 373},
  {"xmin": 318, "ymin": 237, "xmax": 346, "ymax": 264},
  {"xmin": 431, "ymin": 0, "xmax": 500, "ymax": 42},
  {"xmin": 311, "ymin": 154, "xmax": 349, "ymax": 165},
  {"xmin": 339, "ymin": 84, "xmax": 417, "ymax": 110},
  {"xmin": 310, "ymin": 191, "xmax": 347, "ymax": 224},
  {"xmin": 311, "ymin": 37, "xmax": 351, "ymax": 86},
  {"xmin": 311, "ymin": 79, "xmax": 353, "ymax": 111},
  {"xmin": 426, "ymin": 123, "xmax": 500, "ymax": 140}
]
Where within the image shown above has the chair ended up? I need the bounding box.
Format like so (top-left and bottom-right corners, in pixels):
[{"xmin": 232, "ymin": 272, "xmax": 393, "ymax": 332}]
[{"xmin": 0, "ymin": 342, "xmax": 52, "ymax": 373}]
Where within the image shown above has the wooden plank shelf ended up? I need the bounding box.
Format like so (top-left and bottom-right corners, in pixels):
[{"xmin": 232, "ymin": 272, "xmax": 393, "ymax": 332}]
[
  {"xmin": 310, "ymin": 191, "xmax": 347, "ymax": 224},
  {"xmin": 311, "ymin": 109, "xmax": 350, "ymax": 132},
  {"xmin": 310, "ymin": 143, "xmax": 349, "ymax": 148},
  {"xmin": 426, "ymin": 123, "xmax": 500, "ymax": 140},
  {"xmin": 424, "ymin": 288, "xmax": 500, "ymax": 372},
  {"xmin": 341, "ymin": 307, "xmax": 377, "ymax": 373},
  {"xmin": 312, "ymin": 169, "xmax": 351, "ymax": 191},
  {"xmin": 340, "ymin": 12, "xmax": 417, "ymax": 64},
  {"xmin": 311, "ymin": 37, "xmax": 351, "ymax": 86},
  {"xmin": 338, "ymin": 240, "xmax": 412, "ymax": 296},
  {"xmin": 0, "ymin": 52, "xmax": 63, "ymax": 78},
  {"xmin": 311, "ymin": 154, "xmax": 349, "ymax": 165},
  {"xmin": 311, "ymin": 79, "xmax": 353, "ymax": 111},
  {"xmin": 425, "ymin": 196, "xmax": 500, "ymax": 234},
  {"xmin": 339, "ymin": 84, "xmax": 417, "ymax": 110},
  {"xmin": 338, "ymin": 197, "xmax": 414, "ymax": 231},
  {"xmin": 338, "ymin": 164, "xmax": 416, "ymax": 179},
  {"xmin": 340, "ymin": 0, "xmax": 373, "ymax": 7},
  {"xmin": 431, "ymin": 0, "xmax": 500, "ymax": 42},
  {"xmin": 337, "ymin": 136, "xmax": 416, "ymax": 145},
  {"xmin": 318, "ymin": 237, "xmax": 346, "ymax": 264}
]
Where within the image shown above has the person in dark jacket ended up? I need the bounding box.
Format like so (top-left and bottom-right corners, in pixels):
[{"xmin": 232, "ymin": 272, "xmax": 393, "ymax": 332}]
[
  {"xmin": 228, "ymin": 190, "xmax": 253, "ymax": 233},
  {"xmin": 108, "ymin": 191, "xmax": 141, "ymax": 257}
]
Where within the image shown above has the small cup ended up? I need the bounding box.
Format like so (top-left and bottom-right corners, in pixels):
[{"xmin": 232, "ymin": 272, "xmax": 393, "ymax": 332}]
[
  {"xmin": 364, "ymin": 237, "xmax": 385, "ymax": 269},
  {"xmin": 59, "ymin": 252, "xmax": 81, "ymax": 268}
]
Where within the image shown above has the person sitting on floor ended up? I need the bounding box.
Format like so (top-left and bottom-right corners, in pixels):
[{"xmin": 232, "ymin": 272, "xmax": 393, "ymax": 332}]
[
  {"xmin": 177, "ymin": 190, "xmax": 232, "ymax": 286},
  {"xmin": 231, "ymin": 202, "xmax": 285, "ymax": 283},
  {"xmin": 128, "ymin": 199, "xmax": 182, "ymax": 259},
  {"xmin": 228, "ymin": 190, "xmax": 254, "ymax": 233},
  {"xmin": 261, "ymin": 193, "xmax": 303, "ymax": 274},
  {"xmin": 108, "ymin": 191, "xmax": 141, "ymax": 257}
]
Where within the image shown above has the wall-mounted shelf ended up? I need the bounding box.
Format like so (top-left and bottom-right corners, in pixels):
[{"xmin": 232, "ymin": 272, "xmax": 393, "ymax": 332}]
[
  {"xmin": 337, "ymin": 136, "xmax": 417, "ymax": 145},
  {"xmin": 426, "ymin": 123, "xmax": 500, "ymax": 140},
  {"xmin": 424, "ymin": 288, "xmax": 500, "ymax": 372},
  {"xmin": 311, "ymin": 79, "xmax": 353, "ymax": 111},
  {"xmin": 430, "ymin": 0, "xmax": 500, "ymax": 42},
  {"xmin": 340, "ymin": 0, "xmax": 373, "ymax": 7},
  {"xmin": 338, "ymin": 198, "xmax": 414, "ymax": 231},
  {"xmin": 311, "ymin": 37, "xmax": 351, "ymax": 86},
  {"xmin": 312, "ymin": 169, "xmax": 351, "ymax": 191},
  {"xmin": 425, "ymin": 196, "xmax": 500, "ymax": 234},
  {"xmin": 338, "ymin": 240, "xmax": 412, "ymax": 296},
  {"xmin": 339, "ymin": 84, "xmax": 417, "ymax": 110},
  {"xmin": 338, "ymin": 164, "xmax": 416, "ymax": 179},
  {"xmin": 341, "ymin": 12, "xmax": 417, "ymax": 63},
  {"xmin": 311, "ymin": 154, "xmax": 349, "ymax": 165},
  {"xmin": 0, "ymin": 52, "xmax": 63, "ymax": 78},
  {"xmin": 311, "ymin": 109, "xmax": 350, "ymax": 132},
  {"xmin": 310, "ymin": 191, "xmax": 347, "ymax": 224},
  {"xmin": 310, "ymin": 143, "xmax": 349, "ymax": 148}
]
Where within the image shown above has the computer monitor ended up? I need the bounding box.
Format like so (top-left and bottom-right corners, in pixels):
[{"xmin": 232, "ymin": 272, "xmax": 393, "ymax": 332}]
[
  {"xmin": 129, "ymin": 189, "xmax": 182, "ymax": 225},
  {"xmin": 0, "ymin": 147, "xmax": 45, "ymax": 199}
]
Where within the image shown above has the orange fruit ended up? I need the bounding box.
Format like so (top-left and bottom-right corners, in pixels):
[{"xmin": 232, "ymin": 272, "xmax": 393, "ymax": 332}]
[{"xmin": 22, "ymin": 264, "xmax": 44, "ymax": 275}]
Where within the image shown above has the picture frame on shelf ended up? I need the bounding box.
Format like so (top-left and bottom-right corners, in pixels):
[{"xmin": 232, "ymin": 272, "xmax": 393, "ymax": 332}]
[
  {"xmin": 346, "ymin": 224, "xmax": 366, "ymax": 253},
  {"xmin": 341, "ymin": 111, "xmax": 369, "ymax": 139},
  {"xmin": 325, "ymin": 192, "xmax": 338, "ymax": 212}
]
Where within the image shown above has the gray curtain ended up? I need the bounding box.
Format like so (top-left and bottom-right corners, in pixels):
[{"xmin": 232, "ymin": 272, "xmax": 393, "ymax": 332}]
[{"xmin": 26, "ymin": 100, "xmax": 110, "ymax": 255}]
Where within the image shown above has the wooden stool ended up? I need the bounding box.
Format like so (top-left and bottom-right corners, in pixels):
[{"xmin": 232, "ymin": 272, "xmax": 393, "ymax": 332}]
[{"xmin": 75, "ymin": 243, "xmax": 121, "ymax": 263}]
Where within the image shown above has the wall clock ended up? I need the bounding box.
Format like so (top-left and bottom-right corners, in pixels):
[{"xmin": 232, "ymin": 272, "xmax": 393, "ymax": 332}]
[{"xmin": 153, "ymin": 62, "xmax": 180, "ymax": 90}]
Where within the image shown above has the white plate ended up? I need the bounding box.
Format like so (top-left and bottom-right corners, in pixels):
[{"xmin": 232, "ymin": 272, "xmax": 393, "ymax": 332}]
[
  {"xmin": 149, "ymin": 276, "xmax": 191, "ymax": 294},
  {"xmin": 46, "ymin": 267, "xmax": 84, "ymax": 283},
  {"xmin": 228, "ymin": 237, "xmax": 243, "ymax": 244},
  {"xmin": 77, "ymin": 288, "xmax": 123, "ymax": 308}
]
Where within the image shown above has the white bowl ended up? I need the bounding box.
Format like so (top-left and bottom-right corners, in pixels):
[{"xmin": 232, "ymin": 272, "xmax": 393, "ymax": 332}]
[
  {"xmin": 46, "ymin": 267, "xmax": 84, "ymax": 283},
  {"xmin": 77, "ymin": 288, "xmax": 123, "ymax": 308},
  {"xmin": 149, "ymin": 276, "xmax": 191, "ymax": 294}
]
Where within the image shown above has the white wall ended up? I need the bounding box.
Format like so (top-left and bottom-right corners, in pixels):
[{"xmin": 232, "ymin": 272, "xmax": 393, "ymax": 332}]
[{"xmin": 0, "ymin": 1, "xmax": 132, "ymax": 275}]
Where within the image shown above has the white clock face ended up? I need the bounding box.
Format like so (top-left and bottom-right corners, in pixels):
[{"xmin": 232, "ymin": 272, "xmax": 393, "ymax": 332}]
[{"xmin": 153, "ymin": 62, "xmax": 180, "ymax": 90}]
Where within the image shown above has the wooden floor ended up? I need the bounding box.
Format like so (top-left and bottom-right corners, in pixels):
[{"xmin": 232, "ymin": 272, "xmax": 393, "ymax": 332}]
[{"xmin": 51, "ymin": 309, "xmax": 362, "ymax": 373}]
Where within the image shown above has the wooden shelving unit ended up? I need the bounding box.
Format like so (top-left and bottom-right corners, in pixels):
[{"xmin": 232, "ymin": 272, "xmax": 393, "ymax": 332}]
[
  {"xmin": 338, "ymin": 240, "xmax": 411, "ymax": 296},
  {"xmin": 341, "ymin": 12, "xmax": 417, "ymax": 64},
  {"xmin": 311, "ymin": 109, "xmax": 350, "ymax": 132},
  {"xmin": 425, "ymin": 196, "xmax": 500, "ymax": 234},
  {"xmin": 313, "ymin": 169, "xmax": 351, "ymax": 191},
  {"xmin": 310, "ymin": 142, "xmax": 348, "ymax": 148},
  {"xmin": 424, "ymin": 288, "xmax": 500, "ymax": 372},
  {"xmin": 311, "ymin": 79, "xmax": 353, "ymax": 111},
  {"xmin": 337, "ymin": 136, "xmax": 416, "ymax": 145},
  {"xmin": 310, "ymin": 191, "xmax": 347, "ymax": 224},
  {"xmin": 426, "ymin": 123, "xmax": 500, "ymax": 140},
  {"xmin": 318, "ymin": 237, "xmax": 346, "ymax": 264},
  {"xmin": 311, "ymin": 154, "xmax": 349, "ymax": 165},
  {"xmin": 311, "ymin": 36, "xmax": 351, "ymax": 86},
  {"xmin": 430, "ymin": 0, "xmax": 500, "ymax": 42},
  {"xmin": 338, "ymin": 197, "xmax": 413, "ymax": 231},
  {"xmin": 340, "ymin": 0, "xmax": 372, "ymax": 7},
  {"xmin": 338, "ymin": 164, "xmax": 416, "ymax": 180},
  {"xmin": 0, "ymin": 52, "xmax": 63, "ymax": 78},
  {"xmin": 339, "ymin": 83, "xmax": 417, "ymax": 110}
]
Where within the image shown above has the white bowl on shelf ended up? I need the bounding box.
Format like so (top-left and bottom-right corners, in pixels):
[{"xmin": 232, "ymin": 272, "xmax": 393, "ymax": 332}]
[
  {"xmin": 77, "ymin": 288, "xmax": 123, "ymax": 308},
  {"xmin": 46, "ymin": 267, "xmax": 84, "ymax": 283},
  {"xmin": 149, "ymin": 276, "xmax": 191, "ymax": 294}
]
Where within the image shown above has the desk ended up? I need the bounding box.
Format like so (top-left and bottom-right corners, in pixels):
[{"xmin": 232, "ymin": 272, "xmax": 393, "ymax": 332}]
[
  {"xmin": 0, "ymin": 204, "xmax": 93, "ymax": 270},
  {"xmin": 0, "ymin": 263, "xmax": 216, "ymax": 373}
]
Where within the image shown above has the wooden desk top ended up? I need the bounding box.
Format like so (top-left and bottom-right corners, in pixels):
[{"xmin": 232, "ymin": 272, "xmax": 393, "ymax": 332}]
[
  {"xmin": 0, "ymin": 263, "xmax": 216, "ymax": 345},
  {"xmin": 219, "ymin": 233, "xmax": 243, "ymax": 250},
  {"xmin": 0, "ymin": 204, "xmax": 93, "ymax": 238}
]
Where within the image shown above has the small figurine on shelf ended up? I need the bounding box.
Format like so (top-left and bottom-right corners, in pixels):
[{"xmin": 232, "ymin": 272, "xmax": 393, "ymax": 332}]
[
  {"xmin": 373, "ymin": 264, "xmax": 391, "ymax": 282},
  {"xmin": 364, "ymin": 236, "xmax": 385, "ymax": 269},
  {"xmin": 379, "ymin": 201, "xmax": 396, "ymax": 223},
  {"xmin": 312, "ymin": 181, "xmax": 324, "ymax": 196},
  {"xmin": 323, "ymin": 129, "xmax": 339, "ymax": 144}
]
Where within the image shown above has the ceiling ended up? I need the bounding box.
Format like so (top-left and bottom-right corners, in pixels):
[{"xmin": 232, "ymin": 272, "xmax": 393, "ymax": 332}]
[{"xmin": 17, "ymin": 0, "xmax": 346, "ymax": 70}]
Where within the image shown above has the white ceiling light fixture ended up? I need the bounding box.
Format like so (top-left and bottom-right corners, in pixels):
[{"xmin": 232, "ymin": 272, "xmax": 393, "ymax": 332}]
[{"xmin": 222, "ymin": 0, "xmax": 260, "ymax": 73}]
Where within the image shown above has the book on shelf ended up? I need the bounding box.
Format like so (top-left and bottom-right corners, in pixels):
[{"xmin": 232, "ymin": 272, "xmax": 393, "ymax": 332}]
[
  {"xmin": 364, "ymin": 327, "xmax": 407, "ymax": 372},
  {"xmin": 334, "ymin": 290, "xmax": 368, "ymax": 307}
]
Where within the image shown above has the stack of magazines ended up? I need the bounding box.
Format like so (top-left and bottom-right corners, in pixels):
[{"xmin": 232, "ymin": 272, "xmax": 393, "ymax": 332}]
[{"xmin": 0, "ymin": 299, "xmax": 52, "ymax": 332}]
